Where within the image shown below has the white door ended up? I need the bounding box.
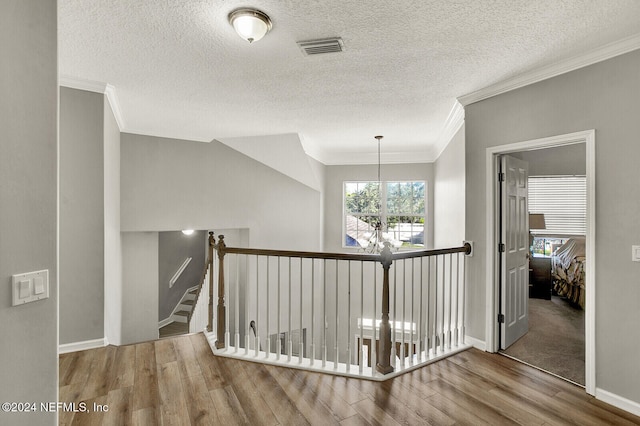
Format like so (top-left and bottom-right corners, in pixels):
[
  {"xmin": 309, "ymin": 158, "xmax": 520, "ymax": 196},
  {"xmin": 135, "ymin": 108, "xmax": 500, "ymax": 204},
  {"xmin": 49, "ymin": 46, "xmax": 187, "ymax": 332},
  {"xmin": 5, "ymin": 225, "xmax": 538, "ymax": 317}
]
[{"xmin": 500, "ymin": 155, "xmax": 529, "ymax": 349}]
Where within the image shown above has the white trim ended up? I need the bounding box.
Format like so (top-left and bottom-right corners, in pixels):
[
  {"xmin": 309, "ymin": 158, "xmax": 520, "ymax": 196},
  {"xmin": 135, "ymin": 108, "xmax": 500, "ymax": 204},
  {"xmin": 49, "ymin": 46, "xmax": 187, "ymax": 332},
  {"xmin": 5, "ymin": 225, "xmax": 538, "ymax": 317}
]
[
  {"xmin": 464, "ymin": 335, "xmax": 486, "ymax": 351},
  {"xmin": 459, "ymin": 33, "xmax": 640, "ymax": 106},
  {"xmin": 321, "ymin": 150, "xmax": 433, "ymax": 166},
  {"xmin": 595, "ymin": 388, "xmax": 640, "ymax": 418},
  {"xmin": 104, "ymin": 84, "xmax": 125, "ymax": 131},
  {"xmin": 124, "ymin": 128, "xmax": 212, "ymax": 144},
  {"xmin": 59, "ymin": 75, "xmax": 108, "ymax": 94},
  {"xmin": 485, "ymin": 130, "xmax": 596, "ymax": 395},
  {"xmin": 432, "ymin": 101, "xmax": 465, "ymax": 161},
  {"xmin": 169, "ymin": 257, "xmax": 192, "ymax": 288},
  {"xmin": 58, "ymin": 337, "xmax": 107, "ymax": 354},
  {"xmin": 203, "ymin": 330, "xmax": 472, "ymax": 382},
  {"xmin": 158, "ymin": 317, "xmax": 173, "ymax": 328},
  {"xmin": 59, "ymin": 75, "xmax": 126, "ymax": 130}
]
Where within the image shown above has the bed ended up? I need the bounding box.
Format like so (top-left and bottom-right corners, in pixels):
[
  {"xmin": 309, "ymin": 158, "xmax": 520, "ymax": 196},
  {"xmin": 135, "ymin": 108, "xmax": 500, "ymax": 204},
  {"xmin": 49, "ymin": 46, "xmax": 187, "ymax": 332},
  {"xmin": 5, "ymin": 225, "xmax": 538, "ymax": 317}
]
[{"xmin": 551, "ymin": 237, "xmax": 586, "ymax": 309}]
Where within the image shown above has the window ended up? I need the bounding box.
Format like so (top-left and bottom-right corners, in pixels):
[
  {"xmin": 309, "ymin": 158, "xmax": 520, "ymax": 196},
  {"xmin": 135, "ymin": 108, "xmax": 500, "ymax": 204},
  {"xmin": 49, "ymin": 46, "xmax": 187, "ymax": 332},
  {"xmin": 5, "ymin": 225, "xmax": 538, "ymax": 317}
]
[
  {"xmin": 344, "ymin": 181, "xmax": 425, "ymax": 249},
  {"xmin": 528, "ymin": 176, "xmax": 586, "ymax": 236}
]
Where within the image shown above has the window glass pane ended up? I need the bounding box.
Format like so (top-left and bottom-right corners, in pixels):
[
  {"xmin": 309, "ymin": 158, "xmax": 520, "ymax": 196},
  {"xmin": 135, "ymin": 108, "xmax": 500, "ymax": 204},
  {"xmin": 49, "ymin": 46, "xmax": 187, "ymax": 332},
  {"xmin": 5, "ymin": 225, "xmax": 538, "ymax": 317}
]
[
  {"xmin": 386, "ymin": 216, "xmax": 424, "ymax": 247},
  {"xmin": 412, "ymin": 182, "xmax": 425, "ymax": 214},
  {"xmin": 345, "ymin": 182, "xmax": 379, "ymax": 214},
  {"xmin": 345, "ymin": 214, "xmax": 377, "ymax": 247},
  {"xmin": 387, "ymin": 182, "xmax": 413, "ymax": 214}
]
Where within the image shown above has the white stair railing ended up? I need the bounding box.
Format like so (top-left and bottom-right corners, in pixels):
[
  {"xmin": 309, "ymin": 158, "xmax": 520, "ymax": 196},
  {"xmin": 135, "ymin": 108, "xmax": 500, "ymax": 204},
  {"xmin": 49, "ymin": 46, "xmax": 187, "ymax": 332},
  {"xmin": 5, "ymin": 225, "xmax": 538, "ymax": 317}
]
[
  {"xmin": 189, "ymin": 233, "xmax": 218, "ymax": 334},
  {"xmin": 189, "ymin": 267, "xmax": 209, "ymax": 334},
  {"xmin": 204, "ymin": 233, "xmax": 472, "ymax": 381}
]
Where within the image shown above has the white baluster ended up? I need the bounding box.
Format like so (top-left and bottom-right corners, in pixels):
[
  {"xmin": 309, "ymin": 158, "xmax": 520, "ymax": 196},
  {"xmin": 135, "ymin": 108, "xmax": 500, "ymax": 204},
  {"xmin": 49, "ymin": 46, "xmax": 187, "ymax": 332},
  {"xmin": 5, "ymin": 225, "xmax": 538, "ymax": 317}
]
[
  {"xmin": 334, "ymin": 260, "xmax": 339, "ymax": 371},
  {"xmin": 310, "ymin": 259, "xmax": 315, "ymax": 367},
  {"xmin": 299, "ymin": 258, "xmax": 304, "ymax": 364},
  {"xmin": 359, "ymin": 261, "xmax": 364, "ymax": 374}
]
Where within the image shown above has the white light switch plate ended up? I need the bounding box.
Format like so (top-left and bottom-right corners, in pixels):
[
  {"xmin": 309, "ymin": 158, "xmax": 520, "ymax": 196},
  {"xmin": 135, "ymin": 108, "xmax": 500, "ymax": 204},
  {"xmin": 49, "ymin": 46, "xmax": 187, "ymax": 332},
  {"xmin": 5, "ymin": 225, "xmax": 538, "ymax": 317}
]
[
  {"xmin": 12, "ymin": 270, "xmax": 49, "ymax": 306},
  {"xmin": 633, "ymin": 246, "xmax": 640, "ymax": 262}
]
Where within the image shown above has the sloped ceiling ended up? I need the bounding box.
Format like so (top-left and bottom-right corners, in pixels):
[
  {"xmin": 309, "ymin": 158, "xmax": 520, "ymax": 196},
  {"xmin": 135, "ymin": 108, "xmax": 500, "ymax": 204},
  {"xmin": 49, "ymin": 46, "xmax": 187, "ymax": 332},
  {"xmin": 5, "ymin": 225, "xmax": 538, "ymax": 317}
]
[{"xmin": 59, "ymin": 1, "xmax": 640, "ymax": 164}]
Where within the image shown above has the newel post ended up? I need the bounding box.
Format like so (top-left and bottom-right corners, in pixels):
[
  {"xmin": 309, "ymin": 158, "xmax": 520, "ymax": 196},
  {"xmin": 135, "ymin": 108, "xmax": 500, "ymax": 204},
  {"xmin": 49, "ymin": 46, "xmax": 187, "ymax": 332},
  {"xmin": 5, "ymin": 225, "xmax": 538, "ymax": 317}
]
[
  {"xmin": 376, "ymin": 243, "xmax": 394, "ymax": 375},
  {"xmin": 215, "ymin": 235, "xmax": 227, "ymax": 349},
  {"xmin": 207, "ymin": 232, "xmax": 215, "ymax": 333}
]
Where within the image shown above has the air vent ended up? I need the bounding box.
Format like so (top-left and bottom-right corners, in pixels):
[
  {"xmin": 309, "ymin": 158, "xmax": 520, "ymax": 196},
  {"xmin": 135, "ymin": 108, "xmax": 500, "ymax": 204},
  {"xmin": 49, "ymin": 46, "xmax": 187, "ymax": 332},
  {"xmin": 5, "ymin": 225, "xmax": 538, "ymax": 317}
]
[{"xmin": 297, "ymin": 38, "xmax": 344, "ymax": 56}]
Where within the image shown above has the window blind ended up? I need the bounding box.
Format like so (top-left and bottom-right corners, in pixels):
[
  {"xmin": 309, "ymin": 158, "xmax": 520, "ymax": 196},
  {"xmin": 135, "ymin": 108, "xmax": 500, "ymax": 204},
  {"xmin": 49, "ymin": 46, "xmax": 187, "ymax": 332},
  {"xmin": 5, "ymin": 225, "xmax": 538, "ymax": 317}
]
[{"xmin": 528, "ymin": 176, "xmax": 586, "ymax": 236}]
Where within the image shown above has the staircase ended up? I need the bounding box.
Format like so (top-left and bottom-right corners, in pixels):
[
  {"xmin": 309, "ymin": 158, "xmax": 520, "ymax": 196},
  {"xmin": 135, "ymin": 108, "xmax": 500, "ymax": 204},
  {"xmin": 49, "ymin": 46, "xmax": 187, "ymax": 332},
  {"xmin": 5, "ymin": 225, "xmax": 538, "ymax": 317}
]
[
  {"xmin": 159, "ymin": 286, "xmax": 198, "ymax": 338},
  {"xmin": 172, "ymin": 287, "xmax": 197, "ymax": 323}
]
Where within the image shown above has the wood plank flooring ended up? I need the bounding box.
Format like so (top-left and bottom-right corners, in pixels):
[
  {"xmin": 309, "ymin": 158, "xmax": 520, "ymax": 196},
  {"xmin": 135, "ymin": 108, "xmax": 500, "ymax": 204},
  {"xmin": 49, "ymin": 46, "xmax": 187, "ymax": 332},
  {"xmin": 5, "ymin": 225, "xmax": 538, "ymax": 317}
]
[
  {"xmin": 159, "ymin": 321, "xmax": 189, "ymax": 338},
  {"xmin": 58, "ymin": 333, "xmax": 640, "ymax": 425}
]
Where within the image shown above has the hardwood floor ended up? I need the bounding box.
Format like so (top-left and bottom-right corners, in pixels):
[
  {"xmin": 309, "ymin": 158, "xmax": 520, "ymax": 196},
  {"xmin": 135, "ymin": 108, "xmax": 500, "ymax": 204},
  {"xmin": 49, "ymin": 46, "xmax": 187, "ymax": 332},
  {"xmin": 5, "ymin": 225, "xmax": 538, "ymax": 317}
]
[
  {"xmin": 59, "ymin": 333, "xmax": 640, "ymax": 425},
  {"xmin": 159, "ymin": 321, "xmax": 189, "ymax": 339}
]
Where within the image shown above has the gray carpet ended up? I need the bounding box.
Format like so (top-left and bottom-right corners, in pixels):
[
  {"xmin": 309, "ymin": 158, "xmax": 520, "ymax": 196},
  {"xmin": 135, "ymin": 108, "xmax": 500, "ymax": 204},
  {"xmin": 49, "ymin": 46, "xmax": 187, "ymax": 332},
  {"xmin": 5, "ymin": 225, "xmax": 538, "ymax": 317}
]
[{"xmin": 502, "ymin": 296, "xmax": 585, "ymax": 385}]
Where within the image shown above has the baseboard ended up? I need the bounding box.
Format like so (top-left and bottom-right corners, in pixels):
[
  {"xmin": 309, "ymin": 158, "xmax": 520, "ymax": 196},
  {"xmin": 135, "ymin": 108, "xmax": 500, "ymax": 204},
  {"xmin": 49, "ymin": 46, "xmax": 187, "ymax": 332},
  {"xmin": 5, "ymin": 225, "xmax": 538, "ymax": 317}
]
[
  {"xmin": 596, "ymin": 388, "xmax": 640, "ymax": 417},
  {"xmin": 158, "ymin": 317, "xmax": 173, "ymax": 329},
  {"xmin": 59, "ymin": 337, "xmax": 107, "ymax": 354},
  {"xmin": 464, "ymin": 335, "xmax": 486, "ymax": 351}
]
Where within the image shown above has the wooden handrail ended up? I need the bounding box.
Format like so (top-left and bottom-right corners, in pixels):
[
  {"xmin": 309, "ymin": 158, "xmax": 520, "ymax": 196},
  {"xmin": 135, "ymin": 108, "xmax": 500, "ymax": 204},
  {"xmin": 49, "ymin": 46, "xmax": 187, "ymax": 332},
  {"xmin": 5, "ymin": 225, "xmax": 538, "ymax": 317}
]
[{"xmin": 219, "ymin": 242, "xmax": 471, "ymax": 262}]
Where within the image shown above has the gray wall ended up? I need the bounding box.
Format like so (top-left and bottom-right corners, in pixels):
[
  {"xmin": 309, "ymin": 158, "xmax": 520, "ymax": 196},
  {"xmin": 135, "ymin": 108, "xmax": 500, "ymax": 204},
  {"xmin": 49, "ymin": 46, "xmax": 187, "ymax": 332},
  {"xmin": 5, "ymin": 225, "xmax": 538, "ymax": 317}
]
[
  {"xmin": 323, "ymin": 163, "xmax": 434, "ymax": 252},
  {"xmin": 59, "ymin": 88, "xmax": 105, "ymax": 344},
  {"xmin": 465, "ymin": 49, "xmax": 640, "ymax": 404},
  {"xmin": 512, "ymin": 143, "xmax": 586, "ymax": 176},
  {"xmin": 121, "ymin": 232, "xmax": 159, "ymax": 344},
  {"xmin": 158, "ymin": 230, "xmax": 207, "ymax": 321},
  {"xmin": 120, "ymin": 134, "xmax": 322, "ymax": 252},
  {"xmin": 434, "ymin": 125, "xmax": 466, "ymax": 248},
  {"xmin": 0, "ymin": 0, "xmax": 58, "ymax": 424}
]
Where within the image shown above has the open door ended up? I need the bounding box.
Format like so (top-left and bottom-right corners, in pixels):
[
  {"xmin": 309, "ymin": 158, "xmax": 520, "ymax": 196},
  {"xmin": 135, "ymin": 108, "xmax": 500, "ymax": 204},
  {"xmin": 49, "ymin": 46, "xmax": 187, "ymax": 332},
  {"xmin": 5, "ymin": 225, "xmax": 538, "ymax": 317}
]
[{"xmin": 500, "ymin": 155, "xmax": 529, "ymax": 349}]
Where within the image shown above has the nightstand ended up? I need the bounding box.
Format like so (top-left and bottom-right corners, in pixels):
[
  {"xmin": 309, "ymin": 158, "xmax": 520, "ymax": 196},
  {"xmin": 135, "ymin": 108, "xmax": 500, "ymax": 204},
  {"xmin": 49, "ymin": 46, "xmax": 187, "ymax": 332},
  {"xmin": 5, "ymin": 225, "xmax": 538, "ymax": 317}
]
[{"xmin": 529, "ymin": 256, "xmax": 552, "ymax": 299}]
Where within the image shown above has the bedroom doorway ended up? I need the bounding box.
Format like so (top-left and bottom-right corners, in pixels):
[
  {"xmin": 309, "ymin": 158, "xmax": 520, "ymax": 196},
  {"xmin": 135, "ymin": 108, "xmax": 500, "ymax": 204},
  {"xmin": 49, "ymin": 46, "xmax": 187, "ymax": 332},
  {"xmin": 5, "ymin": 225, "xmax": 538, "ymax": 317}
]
[
  {"xmin": 499, "ymin": 150, "xmax": 586, "ymax": 386},
  {"xmin": 485, "ymin": 130, "xmax": 596, "ymax": 395}
]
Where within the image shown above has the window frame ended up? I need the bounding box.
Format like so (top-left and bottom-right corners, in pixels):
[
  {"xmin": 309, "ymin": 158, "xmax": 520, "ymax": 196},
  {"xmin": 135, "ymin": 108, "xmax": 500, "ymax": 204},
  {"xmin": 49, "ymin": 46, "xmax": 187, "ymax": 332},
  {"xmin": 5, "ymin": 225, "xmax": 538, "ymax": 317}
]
[{"xmin": 342, "ymin": 180, "xmax": 426, "ymax": 250}]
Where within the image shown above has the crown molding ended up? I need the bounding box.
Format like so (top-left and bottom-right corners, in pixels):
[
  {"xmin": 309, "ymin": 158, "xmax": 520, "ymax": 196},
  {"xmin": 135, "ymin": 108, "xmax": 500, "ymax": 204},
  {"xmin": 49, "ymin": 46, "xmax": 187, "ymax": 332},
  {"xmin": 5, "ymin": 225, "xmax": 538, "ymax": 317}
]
[
  {"xmin": 320, "ymin": 149, "xmax": 433, "ymax": 166},
  {"xmin": 59, "ymin": 75, "xmax": 125, "ymax": 130},
  {"xmin": 458, "ymin": 32, "xmax": 640, "ymax": 106},
  {"xmin": 103, "ymin": 84, "xmax": 125, "ymax": 131},
  {"xmin": 431, "ymin": 101, "xmax": 465, "ymax": 161},
  {"xmin": 123, "ymin": 128, "xmax": 212, "ymax": 143}
]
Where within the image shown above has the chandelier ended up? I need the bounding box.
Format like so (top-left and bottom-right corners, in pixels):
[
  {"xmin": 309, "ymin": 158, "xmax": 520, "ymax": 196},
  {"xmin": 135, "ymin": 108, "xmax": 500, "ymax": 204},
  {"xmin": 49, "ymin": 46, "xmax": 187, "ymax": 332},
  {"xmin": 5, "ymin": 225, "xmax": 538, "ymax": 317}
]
[{"xmin": 361, "ymin": 136, "xmax": 402, "ymax": 253}]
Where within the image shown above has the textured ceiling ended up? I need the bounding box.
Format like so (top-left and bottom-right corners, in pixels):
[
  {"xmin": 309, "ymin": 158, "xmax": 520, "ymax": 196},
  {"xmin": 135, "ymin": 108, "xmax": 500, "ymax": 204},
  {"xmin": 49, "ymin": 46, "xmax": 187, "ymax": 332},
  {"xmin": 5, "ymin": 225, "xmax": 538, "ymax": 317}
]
[{"xmin": 59, "ymin": 1, "xmax": 640, "ymax": 164}]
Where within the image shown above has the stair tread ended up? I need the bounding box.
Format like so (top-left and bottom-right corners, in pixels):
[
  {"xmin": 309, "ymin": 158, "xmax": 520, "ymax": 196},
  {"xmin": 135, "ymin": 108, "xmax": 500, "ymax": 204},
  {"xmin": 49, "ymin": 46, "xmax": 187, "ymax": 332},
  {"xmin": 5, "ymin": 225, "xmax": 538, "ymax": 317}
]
[
  {"xmin": 181, "ymin": 300, "xmax": 195, "ymax": 305},
  {"xmin": 174, "ymin": 311, "xmax": 191, "ymax": 317}
]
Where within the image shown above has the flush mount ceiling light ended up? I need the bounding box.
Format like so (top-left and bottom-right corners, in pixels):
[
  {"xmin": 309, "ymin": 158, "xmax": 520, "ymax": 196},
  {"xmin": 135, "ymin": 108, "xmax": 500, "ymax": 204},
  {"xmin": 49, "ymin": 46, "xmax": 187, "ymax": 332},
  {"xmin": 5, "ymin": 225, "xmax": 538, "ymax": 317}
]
[
  {"xmin": 228, "ymin": 8, "xmax": 272, "ymax": 44},
  {"xmin": 181, "ymin": 229, "xmax": 194, "ymax": 236}
]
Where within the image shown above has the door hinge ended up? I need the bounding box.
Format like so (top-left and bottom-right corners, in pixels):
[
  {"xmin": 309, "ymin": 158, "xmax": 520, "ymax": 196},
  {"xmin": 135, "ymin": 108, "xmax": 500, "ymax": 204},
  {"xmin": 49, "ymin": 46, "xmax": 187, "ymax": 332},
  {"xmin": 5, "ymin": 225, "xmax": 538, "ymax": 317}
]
[
  {"xmin": 498, "ymin": 243, "xmax": 505, "ymax": 253},
  {"xmin": 498, "ymin": 313, "xmax": 505, "ymax": 323},
  {"xmin": 498, "ymin": 172, "xmax": 505, "ymax": 182}
]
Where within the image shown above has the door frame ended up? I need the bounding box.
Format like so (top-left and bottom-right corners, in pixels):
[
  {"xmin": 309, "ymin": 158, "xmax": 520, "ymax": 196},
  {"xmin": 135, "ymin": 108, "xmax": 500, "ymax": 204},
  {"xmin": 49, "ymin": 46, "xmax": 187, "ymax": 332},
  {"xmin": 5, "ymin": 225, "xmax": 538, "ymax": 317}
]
[{"xmin": 485, "ymin": 130, "xmax": 596, "ymax": 395}]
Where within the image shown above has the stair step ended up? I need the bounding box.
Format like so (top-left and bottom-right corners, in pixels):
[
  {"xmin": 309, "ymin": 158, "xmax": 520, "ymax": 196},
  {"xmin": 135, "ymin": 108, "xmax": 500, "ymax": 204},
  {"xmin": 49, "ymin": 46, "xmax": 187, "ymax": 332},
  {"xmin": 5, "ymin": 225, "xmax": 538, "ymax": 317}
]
[
  {"xmin": 188, "ymin": 288, "xmax": 198, "ymax": 295},
  {"xmin": 174, "ymin": 310, "xmax": 190, "ymax": 317},
  {"xmin": 181, "ymin": 300, "xmax": 195, "ymax": 306}
]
